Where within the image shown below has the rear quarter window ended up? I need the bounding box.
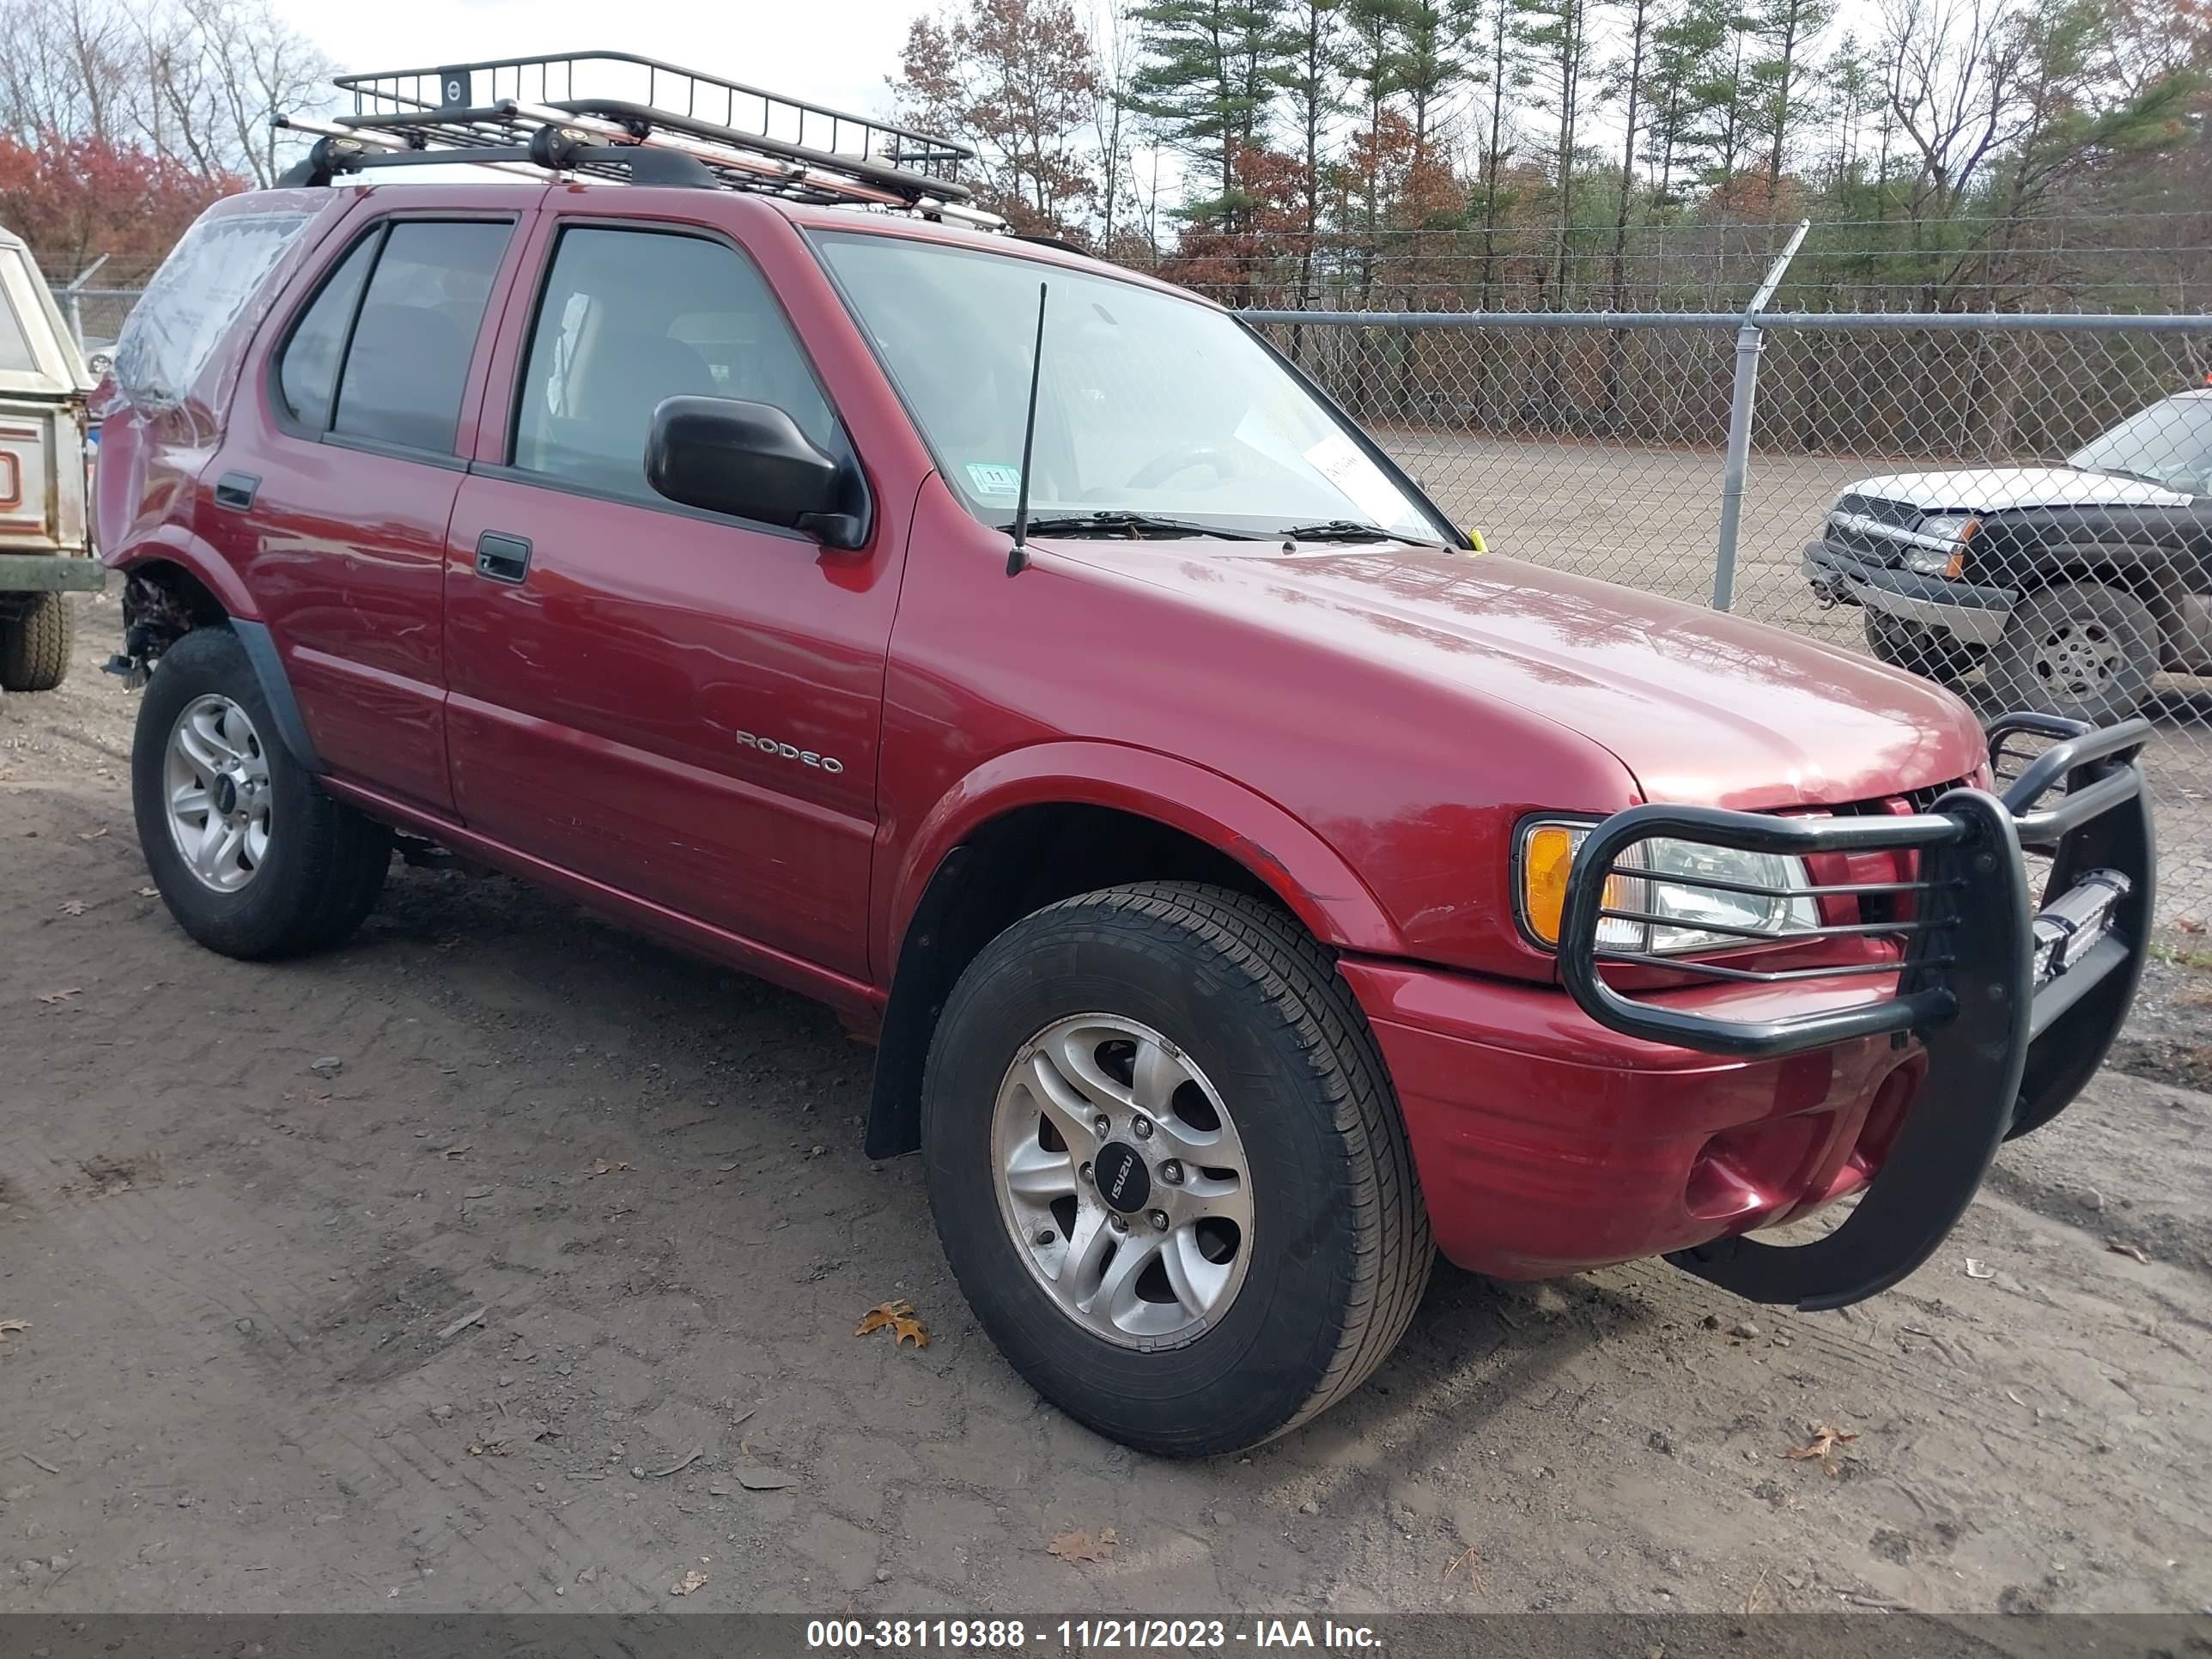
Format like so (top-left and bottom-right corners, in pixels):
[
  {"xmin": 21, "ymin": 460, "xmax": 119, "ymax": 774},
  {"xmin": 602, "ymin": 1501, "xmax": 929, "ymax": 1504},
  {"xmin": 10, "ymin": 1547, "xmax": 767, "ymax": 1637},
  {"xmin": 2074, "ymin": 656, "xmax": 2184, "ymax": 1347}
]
[{"xmin": 113, "ymin": 209, "xmax": 315, "ymax": 413}]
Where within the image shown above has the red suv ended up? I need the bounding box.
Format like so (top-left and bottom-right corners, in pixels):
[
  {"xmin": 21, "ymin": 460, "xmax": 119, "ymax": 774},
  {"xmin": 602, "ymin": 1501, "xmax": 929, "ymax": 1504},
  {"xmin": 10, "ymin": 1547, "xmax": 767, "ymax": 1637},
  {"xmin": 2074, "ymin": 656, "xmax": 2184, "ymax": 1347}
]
[{"xmin": 94, "ymin": 55, "xmax": 2154, "ymax": 1456}]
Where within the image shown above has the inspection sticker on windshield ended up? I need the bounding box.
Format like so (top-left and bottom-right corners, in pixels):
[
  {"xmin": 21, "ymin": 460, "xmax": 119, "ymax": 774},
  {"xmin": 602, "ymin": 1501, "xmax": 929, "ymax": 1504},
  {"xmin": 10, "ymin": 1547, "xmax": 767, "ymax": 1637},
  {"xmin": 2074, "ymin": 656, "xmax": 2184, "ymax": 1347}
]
[
  {"xmin": 966, "ymin": 462, "xmax": 1022, "ymax": 496},
  {"xmin": 1301, "ymin": 432, "xmax": 1415, "ymax": 528}
]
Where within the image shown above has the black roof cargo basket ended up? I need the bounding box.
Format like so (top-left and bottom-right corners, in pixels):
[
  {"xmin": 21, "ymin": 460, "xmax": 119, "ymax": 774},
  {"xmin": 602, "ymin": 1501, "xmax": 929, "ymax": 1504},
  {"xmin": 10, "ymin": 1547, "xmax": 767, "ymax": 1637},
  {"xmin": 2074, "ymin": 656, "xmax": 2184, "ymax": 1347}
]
[{"xmin": 274, "ymin": 50, "xmax": 1000, "ymax": 226}]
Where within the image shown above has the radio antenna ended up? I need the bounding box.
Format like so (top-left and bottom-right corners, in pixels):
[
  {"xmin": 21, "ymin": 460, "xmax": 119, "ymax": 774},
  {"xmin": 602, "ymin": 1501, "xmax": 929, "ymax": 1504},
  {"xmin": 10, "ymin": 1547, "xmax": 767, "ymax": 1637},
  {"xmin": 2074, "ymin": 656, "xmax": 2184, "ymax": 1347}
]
[{"xmin": 1006, "ymin": 282, "xmax": 1048, "ymax": 577}]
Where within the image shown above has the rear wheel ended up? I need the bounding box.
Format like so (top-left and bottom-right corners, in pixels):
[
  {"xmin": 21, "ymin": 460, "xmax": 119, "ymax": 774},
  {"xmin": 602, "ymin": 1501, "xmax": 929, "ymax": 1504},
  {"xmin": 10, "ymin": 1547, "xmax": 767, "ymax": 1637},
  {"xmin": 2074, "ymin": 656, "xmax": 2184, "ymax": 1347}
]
[
  {"xmin": 1985, "ymin": 582, "xmax": 2157, "ymax": 724},
  {"xmin": 0, "ymin": 592, "xmax": 74, "ymax": 691},
  {"xmin": 131, "ymin": 626, "xmax": 392, "ymax": 958},
  {"xmin": 921, "ymin": 881, "xmax": 1431, "ymax": 1456}
]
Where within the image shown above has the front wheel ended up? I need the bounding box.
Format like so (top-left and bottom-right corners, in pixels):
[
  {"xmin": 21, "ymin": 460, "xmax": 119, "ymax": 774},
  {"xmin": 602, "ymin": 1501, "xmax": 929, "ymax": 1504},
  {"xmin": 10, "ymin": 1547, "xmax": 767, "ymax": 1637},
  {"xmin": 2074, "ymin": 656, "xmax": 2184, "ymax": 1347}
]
[
  {"xmin": 131, "ymin": 626, "xmax": 392, "ymax": 958},
  {"xmin": 1863, "ymin": 609, "xmax": 1975, "ymax": 684},
  {"xmin": 1985, "ymin": 582, "xmax": 2158, "ymax": 725},
  {"xmin": 921, "ymin": 881, "xmax": 1431, "ymax": 1456}
]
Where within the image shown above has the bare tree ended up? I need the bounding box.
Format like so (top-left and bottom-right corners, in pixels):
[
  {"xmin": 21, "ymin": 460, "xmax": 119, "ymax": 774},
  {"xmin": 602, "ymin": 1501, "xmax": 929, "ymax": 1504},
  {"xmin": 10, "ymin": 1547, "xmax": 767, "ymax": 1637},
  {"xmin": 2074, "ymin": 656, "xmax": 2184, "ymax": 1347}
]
[{"xmin": 0, "ymin": 0, "xmax": 328, "ymax": 185}]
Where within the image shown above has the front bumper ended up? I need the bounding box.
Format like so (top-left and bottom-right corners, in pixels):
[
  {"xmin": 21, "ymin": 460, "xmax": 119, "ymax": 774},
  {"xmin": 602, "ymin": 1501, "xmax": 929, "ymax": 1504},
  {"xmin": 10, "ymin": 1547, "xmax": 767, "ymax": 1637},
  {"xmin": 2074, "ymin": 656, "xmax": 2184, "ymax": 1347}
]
[
  {"xmin": 1354, "ymin": 714, "xmax": 2154, "ymax": 1310},
  {"xmin": 1802, "ymin": 541, "xmax": 2012, "ymax": 646},
  {"xmin": 0, "ymin": 553, "xmax": 104, "ymax": 593},
  {"xmin": 1344, "ymin": 958, "xmax": 1924, "ymax": 1280}
]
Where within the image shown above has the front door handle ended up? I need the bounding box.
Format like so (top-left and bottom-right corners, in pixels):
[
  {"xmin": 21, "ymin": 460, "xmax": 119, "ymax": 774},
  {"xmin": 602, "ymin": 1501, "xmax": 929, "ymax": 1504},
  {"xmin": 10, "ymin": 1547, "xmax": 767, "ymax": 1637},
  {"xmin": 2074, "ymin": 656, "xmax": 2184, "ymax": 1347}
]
[
  {"xmin": 213, "ymin": 471, "xmax": 258, "ymax": 511},
  {"xmin": 474, "ymin": 531, "xmax": 532, "ymax": 584}
]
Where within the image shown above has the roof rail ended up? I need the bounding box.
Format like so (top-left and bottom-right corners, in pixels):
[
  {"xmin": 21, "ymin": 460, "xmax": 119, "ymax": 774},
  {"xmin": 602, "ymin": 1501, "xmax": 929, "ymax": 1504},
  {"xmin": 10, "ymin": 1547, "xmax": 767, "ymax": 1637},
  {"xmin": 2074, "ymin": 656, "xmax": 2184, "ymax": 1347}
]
[{"xmin": 280, "ymin": 50, "xmax": 1003, "ymax": 227}]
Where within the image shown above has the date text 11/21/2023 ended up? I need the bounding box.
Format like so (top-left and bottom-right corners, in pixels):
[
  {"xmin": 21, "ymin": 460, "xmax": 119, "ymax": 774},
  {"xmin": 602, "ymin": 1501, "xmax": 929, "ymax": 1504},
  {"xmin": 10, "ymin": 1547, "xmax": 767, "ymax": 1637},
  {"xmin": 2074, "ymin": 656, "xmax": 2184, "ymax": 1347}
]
[{"xmin": 805, "ymin": 1620, "xmax": 1383, "ymax": 1650}]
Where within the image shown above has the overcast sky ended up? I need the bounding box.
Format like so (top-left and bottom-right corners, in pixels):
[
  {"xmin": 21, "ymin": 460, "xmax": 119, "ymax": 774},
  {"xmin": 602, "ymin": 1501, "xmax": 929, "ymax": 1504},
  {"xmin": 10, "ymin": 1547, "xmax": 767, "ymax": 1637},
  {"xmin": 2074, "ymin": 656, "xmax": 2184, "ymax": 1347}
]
[{"xmin": 264, "ymin": 2, "xmax": 924, "ymax": 143}]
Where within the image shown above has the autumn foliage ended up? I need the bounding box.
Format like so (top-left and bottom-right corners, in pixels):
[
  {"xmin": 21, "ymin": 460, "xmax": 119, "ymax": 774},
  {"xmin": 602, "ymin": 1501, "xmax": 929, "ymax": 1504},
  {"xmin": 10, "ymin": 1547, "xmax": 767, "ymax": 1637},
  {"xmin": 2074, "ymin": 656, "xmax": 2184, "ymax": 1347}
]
[{"xmin": 0, "ymin": 134, "xmax": 244, "ymax": 277}]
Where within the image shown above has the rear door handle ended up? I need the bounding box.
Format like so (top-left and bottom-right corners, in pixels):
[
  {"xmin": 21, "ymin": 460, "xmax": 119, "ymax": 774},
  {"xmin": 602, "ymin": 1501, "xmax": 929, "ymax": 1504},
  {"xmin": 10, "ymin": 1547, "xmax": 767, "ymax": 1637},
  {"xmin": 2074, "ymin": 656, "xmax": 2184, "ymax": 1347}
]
[
  {"xmin": 213, "ymin": 471, "xmax": 258, "ymax": 511},
  {"xmin": 474, "ymin": 532, "xmax": 532, "ymax": 584}
]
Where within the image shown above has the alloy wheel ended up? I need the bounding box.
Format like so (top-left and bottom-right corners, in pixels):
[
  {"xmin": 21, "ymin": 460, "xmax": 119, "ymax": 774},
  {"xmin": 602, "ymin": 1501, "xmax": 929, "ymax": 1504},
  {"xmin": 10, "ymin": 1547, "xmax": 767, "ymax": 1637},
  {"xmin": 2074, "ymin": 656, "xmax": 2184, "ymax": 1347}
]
[{"xmin": 989, "ymin": 1014, "xmax": 1254, "ymax": 1348}]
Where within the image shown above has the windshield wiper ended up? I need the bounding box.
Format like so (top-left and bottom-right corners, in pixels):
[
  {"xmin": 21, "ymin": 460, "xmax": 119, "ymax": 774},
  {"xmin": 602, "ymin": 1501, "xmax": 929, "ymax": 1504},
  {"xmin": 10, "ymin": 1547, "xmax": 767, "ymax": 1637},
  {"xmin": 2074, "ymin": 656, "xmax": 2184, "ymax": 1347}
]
[
  {"xmin": 1275, "ymin": 520, "xmax": 1438, "ymax": 545},
  {"xmin": 1006, "ymin": 512, "xmax": 1261, "ymax": 541}
]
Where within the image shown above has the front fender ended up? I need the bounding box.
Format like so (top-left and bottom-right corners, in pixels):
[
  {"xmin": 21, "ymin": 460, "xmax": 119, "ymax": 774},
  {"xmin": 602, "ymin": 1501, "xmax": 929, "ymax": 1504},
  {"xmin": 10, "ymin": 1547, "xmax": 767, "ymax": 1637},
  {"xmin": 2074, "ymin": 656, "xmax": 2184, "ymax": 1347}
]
[{"xmin": 877, "ymin": 739, "xmax": 1407, "ymax": 975}]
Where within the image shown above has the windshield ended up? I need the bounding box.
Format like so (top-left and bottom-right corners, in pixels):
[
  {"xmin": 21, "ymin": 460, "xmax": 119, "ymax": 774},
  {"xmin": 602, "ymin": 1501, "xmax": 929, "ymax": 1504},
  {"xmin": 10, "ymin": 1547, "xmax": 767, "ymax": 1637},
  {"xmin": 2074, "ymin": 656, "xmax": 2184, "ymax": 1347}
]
[
  {"xmin": 2069, "ymin": 393, "xmax": 2212, "ymax": 495},
  {"xmin": 0, "ymin": 287, "xmax": 37, "ymax": 374},
  {"xmin": 813, "ymin": 232, "xmax": 1452, "ymax": 543}
]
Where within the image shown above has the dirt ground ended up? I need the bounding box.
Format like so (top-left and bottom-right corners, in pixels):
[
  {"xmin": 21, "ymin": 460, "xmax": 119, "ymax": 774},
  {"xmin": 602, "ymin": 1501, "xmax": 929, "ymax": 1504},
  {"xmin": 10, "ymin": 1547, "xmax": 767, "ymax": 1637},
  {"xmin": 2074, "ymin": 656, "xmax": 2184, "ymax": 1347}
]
[{"xmin": 5, "ymin": 591, "xmax": 2212, "ymax": 1617}]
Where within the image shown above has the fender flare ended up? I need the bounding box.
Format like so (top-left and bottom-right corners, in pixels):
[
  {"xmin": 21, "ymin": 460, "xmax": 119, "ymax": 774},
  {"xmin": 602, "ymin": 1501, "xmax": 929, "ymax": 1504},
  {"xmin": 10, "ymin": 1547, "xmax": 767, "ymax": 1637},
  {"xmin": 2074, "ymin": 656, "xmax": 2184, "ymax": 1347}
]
[
  {"xmin": 228, "ymin": 617, "xmax": 322, "ymax": 774},
  {"xmin": 877, "ymin": 739, "xmax": 1407, "ymax": 974}
]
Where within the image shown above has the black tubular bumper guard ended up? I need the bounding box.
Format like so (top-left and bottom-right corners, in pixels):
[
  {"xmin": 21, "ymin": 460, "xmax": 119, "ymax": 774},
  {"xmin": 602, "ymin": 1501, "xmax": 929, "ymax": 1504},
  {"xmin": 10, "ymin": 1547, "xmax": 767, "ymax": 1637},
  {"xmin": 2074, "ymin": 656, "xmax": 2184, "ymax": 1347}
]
[{"xmin": 1557, "ymin": 713, "xmax": 2156, "ymax": 1312}]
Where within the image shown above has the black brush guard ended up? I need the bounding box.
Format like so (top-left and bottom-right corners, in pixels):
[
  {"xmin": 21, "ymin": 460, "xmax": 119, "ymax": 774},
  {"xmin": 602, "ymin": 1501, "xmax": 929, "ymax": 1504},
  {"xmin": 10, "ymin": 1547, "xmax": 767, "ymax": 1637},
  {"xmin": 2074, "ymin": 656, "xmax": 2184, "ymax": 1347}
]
[{"xmin": 1557, "ymin": 713, "xmax": 2155, "ymax": 1312}]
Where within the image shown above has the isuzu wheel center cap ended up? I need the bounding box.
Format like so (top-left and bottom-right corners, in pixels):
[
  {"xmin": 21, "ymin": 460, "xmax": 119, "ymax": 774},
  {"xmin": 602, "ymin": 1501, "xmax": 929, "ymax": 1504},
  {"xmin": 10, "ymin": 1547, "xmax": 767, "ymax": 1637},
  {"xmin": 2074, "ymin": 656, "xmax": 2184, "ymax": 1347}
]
[{"xmin": 1092, "ymin": 1141, "xmax": 1152, "ymax": 1213}]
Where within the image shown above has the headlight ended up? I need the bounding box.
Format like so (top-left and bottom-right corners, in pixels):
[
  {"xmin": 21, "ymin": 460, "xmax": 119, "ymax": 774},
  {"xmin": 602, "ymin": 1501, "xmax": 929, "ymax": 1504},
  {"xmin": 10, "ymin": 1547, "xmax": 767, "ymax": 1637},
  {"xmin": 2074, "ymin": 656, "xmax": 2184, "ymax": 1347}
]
[
  {"xmin": 1517, "ymin": 819, "xmax": 1821, "ymax": 956},
  {"xmin": 1901, "ymin": 515, "xmax": 1977, "ymax": 578}
]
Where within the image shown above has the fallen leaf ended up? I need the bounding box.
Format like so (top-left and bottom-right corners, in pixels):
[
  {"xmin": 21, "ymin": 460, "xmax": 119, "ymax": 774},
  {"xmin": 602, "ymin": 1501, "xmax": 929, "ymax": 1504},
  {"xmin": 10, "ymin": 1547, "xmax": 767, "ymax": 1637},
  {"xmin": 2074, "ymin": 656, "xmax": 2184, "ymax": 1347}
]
[
  {"xmin": 1964, "ymin": 1258, "xmax": 1995, "ymax": 1279},
  {"xmin": 855, "ymin": 1298, "xmax": 930, "ymax": 1349},
  {"xmin": 136, "ymin": 886, "xmax": 157, "ymax": 898},
  {"xmin": 585, "ymin": 1158, "xmax": 631, "ymax": 1177},
  {"xmin": 0, "ymin": 1320, "xmax": 27, "ymax": 1339},
  {"xmin": 2106, "ymin": 1239, "xmax": 2151, "ymax": 1265},
  {"xmin": 441, "ymin": 1145, "xmax": 471, "ymax": 1160},
  {"xmin": 2181, "ymin": 917, "xmax": 2206, "ymax": 934},
  {"xmin": 734, "ymin": 1467, "xmax": 797, "ymax": 1491},
  {"xmin": 466, "ymin": 1442, "xmax": 511, "ymax": 1457},
  {"xmin": 1047, "ymin": 1526, "xmax": 1119, "ymax": 1564},
  {"xmin": 670, "ymin": 1568, "xmax": 708, "ymax": 1596},
  {"xmin": 77, "ymin": 828, "xmax": 107, "ymax": 841},
  {"xmin": 37, "ymin": 988, "xmax": 82, "ymax": 1006},
  {"xmin": 648, "ymin": 1447, "xmax": 703, "ymax": 1478},
  {"xmin": 1783, "ymin": 1422, "xmax": 1859, "ymax": 1478},
  {"xmin": 58, "ymin": 899, "xmax": 86, "ymax": 916}
]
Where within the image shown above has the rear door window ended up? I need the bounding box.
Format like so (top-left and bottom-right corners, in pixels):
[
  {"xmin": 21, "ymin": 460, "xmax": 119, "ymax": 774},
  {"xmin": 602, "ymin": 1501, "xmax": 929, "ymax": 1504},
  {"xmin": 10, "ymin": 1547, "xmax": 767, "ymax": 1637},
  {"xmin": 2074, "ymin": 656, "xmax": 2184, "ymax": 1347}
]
[
  {"xmin": 276, "ymin": 234, "xmax": 378, "ymax": 431},
  {"xmin": 272, "ymin": 218, "xmax": 513, "ymax": 456},
  {"xmin": 330, "ymin": 222, "xmax": 512, "ymax": 454}
]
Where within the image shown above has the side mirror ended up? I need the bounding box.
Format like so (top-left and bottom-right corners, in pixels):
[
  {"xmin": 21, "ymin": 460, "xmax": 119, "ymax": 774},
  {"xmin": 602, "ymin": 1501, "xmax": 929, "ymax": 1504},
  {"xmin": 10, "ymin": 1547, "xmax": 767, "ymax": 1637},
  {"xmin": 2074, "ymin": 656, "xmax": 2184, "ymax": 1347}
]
[{"xmin": 646, "ymin": 395, "xmax": 867, "ymax": 550}]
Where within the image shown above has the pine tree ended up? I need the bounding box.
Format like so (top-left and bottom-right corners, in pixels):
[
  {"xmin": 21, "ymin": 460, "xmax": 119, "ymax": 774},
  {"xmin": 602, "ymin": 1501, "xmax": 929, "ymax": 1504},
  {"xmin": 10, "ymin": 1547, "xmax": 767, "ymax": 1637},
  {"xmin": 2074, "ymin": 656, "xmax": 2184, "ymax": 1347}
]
[
  {"xmin": 1129, "ymin": 0, "xmax": 1292, "ymax": 228},
  {"xmin": 1272, "ymin": 0, "xmax": 1346, "ymax": 306},
  {"xmin": 1515, "ymin": 0, "xmax": 1601, "ymax": 307},
  {"xmin": 1471, "ymin": 0, "xmax": 1534, "ymax": 303},
  {"xmin": 1743, "ymin": 0, "xmax": 1836, "ymax": 195},
  {"xmin": 1640, "ymin": 0, "xmax": 1728, "ymax": 209}
]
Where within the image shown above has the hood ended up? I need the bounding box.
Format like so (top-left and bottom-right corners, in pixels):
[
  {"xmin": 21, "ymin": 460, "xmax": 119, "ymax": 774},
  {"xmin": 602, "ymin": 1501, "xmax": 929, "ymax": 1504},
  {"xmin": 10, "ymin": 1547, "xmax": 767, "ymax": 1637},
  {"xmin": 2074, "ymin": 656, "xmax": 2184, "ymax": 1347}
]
[
  {"xmin": 1038, "ymin": 538, "xmax": 1987, "ymax": 810},
  {"xmin": 1843, "ymin": 465, "xmax": 2192, "ymax": 514}
]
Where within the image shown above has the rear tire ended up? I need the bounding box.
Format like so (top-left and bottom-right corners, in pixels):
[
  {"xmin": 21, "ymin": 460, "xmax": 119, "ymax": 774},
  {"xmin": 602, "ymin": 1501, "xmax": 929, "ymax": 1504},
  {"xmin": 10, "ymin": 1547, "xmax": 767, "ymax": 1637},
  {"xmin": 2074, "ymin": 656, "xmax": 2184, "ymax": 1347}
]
[
  {"xmin": 921, "ymin": 880, "xmax": 1431, "ymax": 1456},
  {"xmin": 131, "ymin": 626, "xmax": 391, "ymax": 958},
  {"xmin": 1985, "ymin": 582, "xmax": 2157, "ymax": 725},
  {"xmin": 0, "ymin": 592, "xmax": 73, "ymax": 691}
]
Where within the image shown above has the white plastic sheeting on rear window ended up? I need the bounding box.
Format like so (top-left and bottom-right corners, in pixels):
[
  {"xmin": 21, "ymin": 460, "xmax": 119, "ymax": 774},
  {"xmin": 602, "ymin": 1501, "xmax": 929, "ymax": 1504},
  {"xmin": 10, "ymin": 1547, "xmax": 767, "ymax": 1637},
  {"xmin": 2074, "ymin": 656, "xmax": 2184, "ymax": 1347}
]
[{"xmin": 113, "ymin": 210, "xmax": 314, "ymax": 412}]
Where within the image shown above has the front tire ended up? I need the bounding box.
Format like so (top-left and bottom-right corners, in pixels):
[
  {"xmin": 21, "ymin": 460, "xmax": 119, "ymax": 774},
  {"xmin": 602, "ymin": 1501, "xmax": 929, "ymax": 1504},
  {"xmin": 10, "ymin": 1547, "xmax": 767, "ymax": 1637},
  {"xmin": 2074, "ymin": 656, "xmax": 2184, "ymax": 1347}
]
[
  {"xmin": 921, "ymin": 881, "xmax": 1431, "ymax": 1456},
  {"xmin": 1863, "ymin": 609, "xmax": 1974, "ymax": 684},
  {"xmin": 0, "ymin": 592, "xmax": 74, "ymax": 691},
  {"xmin": 131, "ymin": 626, "xmax": 391, "ymax": 958},
  {"xmin": 1985, "ymin": 582, "xmax": 2157, "ymax": 724}
]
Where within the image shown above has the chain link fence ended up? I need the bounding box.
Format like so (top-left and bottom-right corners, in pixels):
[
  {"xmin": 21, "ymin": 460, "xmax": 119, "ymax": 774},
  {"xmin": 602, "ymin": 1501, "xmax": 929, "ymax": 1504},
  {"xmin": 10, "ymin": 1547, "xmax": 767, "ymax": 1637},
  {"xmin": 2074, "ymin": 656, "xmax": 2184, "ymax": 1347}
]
[
  {"xmin": 1244, "ymin": 289, "xmax": 2212, "ymax": 932},
  {"xmin": 42, "ymin": 241, "xmax": 2212, "ymax": 932}
]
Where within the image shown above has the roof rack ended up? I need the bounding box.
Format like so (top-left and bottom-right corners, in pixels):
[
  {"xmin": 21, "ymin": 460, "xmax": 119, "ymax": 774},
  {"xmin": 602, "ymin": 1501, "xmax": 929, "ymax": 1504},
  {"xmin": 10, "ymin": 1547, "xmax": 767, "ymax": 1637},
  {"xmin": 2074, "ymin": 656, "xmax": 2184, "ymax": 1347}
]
[{"xmin": 273, "ymin": 50, "xmax": 1003, "ymax": 228}]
